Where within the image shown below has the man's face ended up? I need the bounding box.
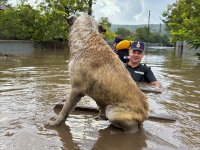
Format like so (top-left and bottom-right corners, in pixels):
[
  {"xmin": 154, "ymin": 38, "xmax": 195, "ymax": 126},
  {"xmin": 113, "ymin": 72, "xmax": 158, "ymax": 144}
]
[{"xmin": 129, "ymin": 49, "xmax": 144, "ymax": 64}]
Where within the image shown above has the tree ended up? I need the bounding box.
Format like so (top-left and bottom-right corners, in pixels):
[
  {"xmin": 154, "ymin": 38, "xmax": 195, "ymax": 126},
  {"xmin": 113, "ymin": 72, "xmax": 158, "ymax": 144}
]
[
  {"xmin": 160, "ymin": 34, "xmax": 170, "ymax": 46},
  {"xmin": 43, "ymin": 0, "xmax": 96, "ymax": 16},
  {"xmin": 35, "ymin": 0, "xmax": 97, "ymax": 41},
  {"xmin": 86, "ymin": 0, "xmax": 95, "ymax": 15},
  {"xmin": 99, "ymin": 17, "xmax": 111, "ymax": 28},
  {"xmin": 134, "ymin": 26, "xmax": 170, "ymax": 46},
  {"xmin": 35, "ymin": 1, "xmax": 68, "ymax": 41},
  {"xmin": 115, "ymin": 27, "xmax": 134, "ymax": 41},
  {"xmin": 0, "ymin": 4, "xmax": 43, "ymax": 40},
  {"xmin": 135, "ymin": 27, "xmax": 149, "ymax": 42},
  {"xmin": 16, "ymin": 4, "xmax": 39, "ymax": 40},
  {"xmin": 0, "ymin": 7, "xmax": 19, "ymax": 39},
  {"xmin": 0, "ymin": 0, "xmax": 107, "ymax": 42},
  {"xmin": 162, "ymin": 0, "xmax": 200, "ymax": 48},
  {"xmin": 99, "ymin": 17, "xmax": 116, "ymax": 41}
]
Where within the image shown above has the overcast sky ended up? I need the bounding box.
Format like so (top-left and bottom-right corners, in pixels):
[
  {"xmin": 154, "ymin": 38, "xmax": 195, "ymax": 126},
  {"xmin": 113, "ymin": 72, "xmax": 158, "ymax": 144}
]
[
  {"xmin": 93, "ymin": 0, "xmax": 176, "ymax": 25},
  {"xmin": 9, "ymin": 0, "xmax": 176, "ymax": 25}
]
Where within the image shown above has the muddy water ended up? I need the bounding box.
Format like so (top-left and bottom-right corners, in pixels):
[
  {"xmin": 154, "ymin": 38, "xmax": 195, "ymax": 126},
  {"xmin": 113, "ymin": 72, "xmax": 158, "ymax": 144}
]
[{"xmin": 0, "ymin": 48, "xmax": 199, "ymax": 150}]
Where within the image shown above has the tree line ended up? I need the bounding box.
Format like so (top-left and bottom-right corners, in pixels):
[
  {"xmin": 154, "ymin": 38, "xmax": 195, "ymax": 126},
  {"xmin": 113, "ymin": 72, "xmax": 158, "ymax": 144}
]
[
  {"xmin": 0, "ymin": 0, "xmax": 168, "ymax": 45},
  {"xmin": 0, "ymin": 0, "xmax": 95, "ymax": 42},
  {"xmin": 0, "ymin": 0, "xmax": 199, "ymax": 48}
]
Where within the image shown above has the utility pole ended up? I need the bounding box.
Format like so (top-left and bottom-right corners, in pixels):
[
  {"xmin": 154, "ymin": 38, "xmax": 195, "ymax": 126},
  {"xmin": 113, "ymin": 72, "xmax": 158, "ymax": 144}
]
[
  {"xmin": 147, "ymin": 10, "xmax": 150, "ymax": 49},
  {"xmin": 159, "ymin": 23, "xmax": 162, "ymax": 46}
]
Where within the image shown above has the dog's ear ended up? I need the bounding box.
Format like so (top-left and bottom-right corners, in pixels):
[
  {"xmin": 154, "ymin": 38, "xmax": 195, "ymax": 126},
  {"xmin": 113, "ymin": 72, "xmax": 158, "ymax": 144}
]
[
  {"xmin": 67, "ymin": 15, "xmax": 77, "ymax": 26},
  {"xmin": 98, "ymin": 25, "xmax": 106, "ymax": 33}
]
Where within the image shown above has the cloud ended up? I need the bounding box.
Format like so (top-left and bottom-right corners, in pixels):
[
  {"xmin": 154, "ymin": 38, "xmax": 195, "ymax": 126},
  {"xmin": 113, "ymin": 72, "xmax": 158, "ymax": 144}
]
[
  {"xmin": 93, "ymin": 0, "xmax": 144, "ymax": 24},
  {"xmin": 93, "ymin": 0, "xmax": 176, "ymax": 25}
]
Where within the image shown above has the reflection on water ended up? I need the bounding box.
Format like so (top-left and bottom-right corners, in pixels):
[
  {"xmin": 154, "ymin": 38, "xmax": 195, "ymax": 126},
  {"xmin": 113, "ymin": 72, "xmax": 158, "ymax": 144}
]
[{"xmin": 0, "ymin": 48, "xmax": 199, "ymax": 150}]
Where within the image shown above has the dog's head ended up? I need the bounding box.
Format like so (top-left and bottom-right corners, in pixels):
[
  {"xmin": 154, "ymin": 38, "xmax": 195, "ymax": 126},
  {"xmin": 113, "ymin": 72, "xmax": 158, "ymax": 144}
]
[
  {"xmin": 66, "ymin": 15, "xmax": 77, "ymax": 26},
  {"xmin": 66, "ymin": 15, "xmax": 106, "ymax": 34}
]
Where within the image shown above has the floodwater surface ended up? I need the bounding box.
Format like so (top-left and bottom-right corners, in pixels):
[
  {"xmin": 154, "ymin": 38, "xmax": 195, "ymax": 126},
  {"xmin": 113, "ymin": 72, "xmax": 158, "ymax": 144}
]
[{"xmin": 0, "ymin": 48, "xmax": 199, "ymax": 150}]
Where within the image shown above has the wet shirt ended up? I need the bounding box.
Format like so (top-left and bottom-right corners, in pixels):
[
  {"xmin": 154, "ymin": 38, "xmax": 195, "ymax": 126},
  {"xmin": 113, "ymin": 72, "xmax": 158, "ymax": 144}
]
[{"xmin": 125, "ymin": 63, "xmax": 157, "ymax": 83}]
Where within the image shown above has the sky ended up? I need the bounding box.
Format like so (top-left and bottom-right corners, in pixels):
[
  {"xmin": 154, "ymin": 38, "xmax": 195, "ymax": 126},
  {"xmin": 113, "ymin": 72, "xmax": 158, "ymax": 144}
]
[
  {"xmin": 93, "ymin": 0, "xmax": 176, "ymax": 25},
  {"xmin": 9, "ymin": 0, "xmax": 176, "ymax": 25}
]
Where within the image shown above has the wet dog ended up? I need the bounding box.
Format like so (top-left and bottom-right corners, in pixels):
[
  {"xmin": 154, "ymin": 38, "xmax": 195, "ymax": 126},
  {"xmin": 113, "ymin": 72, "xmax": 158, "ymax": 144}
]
[{"xmin": 45, "ymin": 15, "xmax": 149, "ymax": 132}]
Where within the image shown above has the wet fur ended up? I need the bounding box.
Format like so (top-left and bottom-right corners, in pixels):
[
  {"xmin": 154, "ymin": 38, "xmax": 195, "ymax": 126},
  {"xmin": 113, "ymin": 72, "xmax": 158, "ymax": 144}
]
[{"xmin": 46, "ymin": 15, "xmax": 149, "ymax": 131}]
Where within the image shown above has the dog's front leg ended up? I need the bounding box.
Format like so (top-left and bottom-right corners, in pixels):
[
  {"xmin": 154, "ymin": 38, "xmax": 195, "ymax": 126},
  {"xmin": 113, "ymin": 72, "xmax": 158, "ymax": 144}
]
[{"xmin": 45, "ymin": 89, "xmax": 84, "ymax": 127}]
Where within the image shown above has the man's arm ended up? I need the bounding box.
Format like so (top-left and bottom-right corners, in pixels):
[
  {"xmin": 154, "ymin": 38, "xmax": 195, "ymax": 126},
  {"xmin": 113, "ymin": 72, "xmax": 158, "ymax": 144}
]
[{"xmin": 145, "ymin": 67, "xmax": 161, "ymax": 88}]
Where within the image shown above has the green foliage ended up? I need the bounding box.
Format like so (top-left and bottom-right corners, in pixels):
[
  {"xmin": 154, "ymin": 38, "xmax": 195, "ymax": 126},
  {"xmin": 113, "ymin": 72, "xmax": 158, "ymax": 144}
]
[
  {"xmin": 0, "ymin": 8, "xmax": 18, "ymax": 39},
  {"xmin": 1, "ymin": 0, "xmax": 170, "ymax": 46},
  {"xmin": 43, "ymin": 0, "xmax": 96, "ymax": 16},
  {"xmin": 99, "ymin": 17, "xmax": 116, "ymax": 41},
  {"xmin": 162, "ymin": 0, "xmax": 200, "ymax": 48},
  {"xmin": 0, "ymin": 0, "xmax": 97, "ymax": 41},
  {"xmin": 103, "ymin": 26, "xmax": 116, "ymax": 41},
  {"xmin": 16, "ymin": 4, "xmax": 38, "ymax": 40},
  {"xmin": 99, "ymin": 17, "xmax": 111, "ymax": 28},
  {"xmin": 111, "ymin": 24, "xmax": 168, "ymax": 35},
  {"xmin": 34, "ymin": 1, "xmax": 68, "ymax": 41},
  {"xmin": 115, "ymin": 28, "xmax": 134, "ymax": 41},
  {"xmin": 135, "ymin": 27, "xmax": 149, "ymax": 42},
  {"xmin": 0, "ymin": 5, "xmax": 37, "ymax": 40},
  {"xmin": 34, "ymin": 0, "xmax": 96, "ymax": 41},
  {"xmin": 0, "ymin": 2, "xmax": 66, "ymax": 41},
  {"xmin": 113, "ymin": 26, "xmax": 170, "ymax": 46}
]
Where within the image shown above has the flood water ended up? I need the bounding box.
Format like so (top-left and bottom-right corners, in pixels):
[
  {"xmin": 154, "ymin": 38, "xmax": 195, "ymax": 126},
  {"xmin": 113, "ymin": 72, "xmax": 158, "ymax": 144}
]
[{"xmin": 0, "ymin": 48, "xmax": 199, "ymax": 150}]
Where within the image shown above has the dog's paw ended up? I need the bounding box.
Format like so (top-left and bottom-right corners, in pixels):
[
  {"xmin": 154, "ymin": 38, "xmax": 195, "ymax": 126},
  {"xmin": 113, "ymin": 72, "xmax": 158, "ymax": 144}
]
[
  {"xmin": 43, "ymin": 121, "xmax": 59, "ymax": 128},
  {"xmin": 44, "ymin": 115, "xmax": 64, "ymax": 127}
]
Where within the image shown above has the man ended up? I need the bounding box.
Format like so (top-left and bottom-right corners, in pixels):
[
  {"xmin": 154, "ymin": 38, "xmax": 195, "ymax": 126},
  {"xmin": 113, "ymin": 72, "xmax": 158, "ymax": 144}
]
[{"xmin": 125, "ymin": 40, "xmax": 161, "ymax": 88}]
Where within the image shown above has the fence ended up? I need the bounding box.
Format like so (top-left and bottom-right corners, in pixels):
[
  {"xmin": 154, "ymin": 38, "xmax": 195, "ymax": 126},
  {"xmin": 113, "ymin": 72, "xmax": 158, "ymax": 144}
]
[{"xmin": 0, "ymin": 40, "xmax": 67, "ymax": 56}]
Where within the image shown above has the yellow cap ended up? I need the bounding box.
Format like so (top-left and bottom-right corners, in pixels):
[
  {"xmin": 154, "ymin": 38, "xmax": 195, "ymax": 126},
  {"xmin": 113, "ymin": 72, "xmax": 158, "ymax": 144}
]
[{"xmin": 115, "ymin": 40, "xmax": 132, "ymax": 51}]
